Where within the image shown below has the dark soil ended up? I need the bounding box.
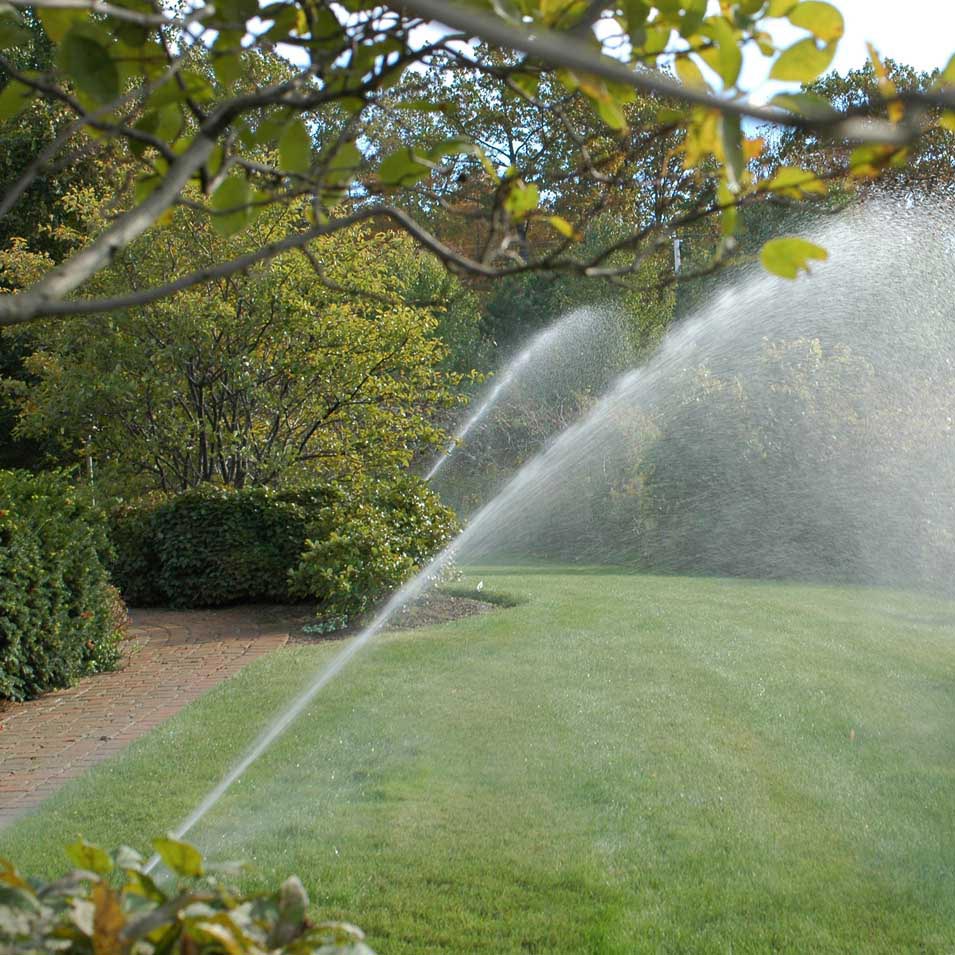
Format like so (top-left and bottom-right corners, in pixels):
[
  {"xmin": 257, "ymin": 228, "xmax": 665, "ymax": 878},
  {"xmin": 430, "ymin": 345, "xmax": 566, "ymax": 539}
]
[{"xmin": 279, "ymin": 591, "xmax": 498, "ymax": 644}]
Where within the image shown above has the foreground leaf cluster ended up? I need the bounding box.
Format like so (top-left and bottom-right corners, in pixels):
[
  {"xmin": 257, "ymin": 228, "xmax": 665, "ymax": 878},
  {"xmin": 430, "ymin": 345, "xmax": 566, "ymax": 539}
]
[{"xmin": 0, "ymin": 836, "xmax": 373, "ymax": 955}]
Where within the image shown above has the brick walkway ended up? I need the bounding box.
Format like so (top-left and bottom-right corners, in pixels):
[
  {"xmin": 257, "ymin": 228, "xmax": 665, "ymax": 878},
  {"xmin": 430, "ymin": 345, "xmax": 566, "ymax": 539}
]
[{"xmin": 0, "ymin": 607, "xmax": 298, "ymax": 828}]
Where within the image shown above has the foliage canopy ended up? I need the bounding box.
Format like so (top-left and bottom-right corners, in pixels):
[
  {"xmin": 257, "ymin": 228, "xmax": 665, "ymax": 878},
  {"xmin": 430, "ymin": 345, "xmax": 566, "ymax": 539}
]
[{"xmin": 0, "ymin": 0, "xmax": 952, "ymax": 326}]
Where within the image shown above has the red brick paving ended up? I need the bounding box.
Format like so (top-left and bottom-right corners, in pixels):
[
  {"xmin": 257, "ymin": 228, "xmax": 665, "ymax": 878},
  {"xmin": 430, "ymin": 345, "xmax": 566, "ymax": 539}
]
[{"xmin": 0, "ymin": 607, "xmax": 296, "ymax": 828}]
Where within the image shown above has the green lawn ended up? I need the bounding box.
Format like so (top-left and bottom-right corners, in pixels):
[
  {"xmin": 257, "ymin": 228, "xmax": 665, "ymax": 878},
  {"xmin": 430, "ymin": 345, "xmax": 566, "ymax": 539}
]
[{"xmin": 4, "ymin": 568, "xmax": 955, "ymax": 953}]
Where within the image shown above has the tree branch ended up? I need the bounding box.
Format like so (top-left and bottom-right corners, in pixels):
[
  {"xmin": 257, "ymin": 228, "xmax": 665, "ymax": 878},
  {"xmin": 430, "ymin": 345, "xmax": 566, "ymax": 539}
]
[
  {"xmin": 394, "ymin": 0, "xmax": 915, "ymax": 142},
  {"xmin": 5, "ymin": 0, "xmax": 212, "ymax": 28}
]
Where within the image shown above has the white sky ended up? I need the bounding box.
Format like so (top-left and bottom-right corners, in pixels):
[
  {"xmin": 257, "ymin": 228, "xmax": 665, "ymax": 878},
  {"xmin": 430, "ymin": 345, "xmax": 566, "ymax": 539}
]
[
  {"xmin": 825, "ymin": 0, "xmax": 954, "ymax": 74},
  {"xmin": 739, "ymin": 0, "xmax": 955, "ymax": 100}
]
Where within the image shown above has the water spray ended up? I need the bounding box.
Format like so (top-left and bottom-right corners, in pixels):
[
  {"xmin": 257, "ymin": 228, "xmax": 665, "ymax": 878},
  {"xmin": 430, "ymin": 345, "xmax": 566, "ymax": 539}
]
[{"xmin": 147, "ymin": 199, "xmax": 955, "ymax": 869}]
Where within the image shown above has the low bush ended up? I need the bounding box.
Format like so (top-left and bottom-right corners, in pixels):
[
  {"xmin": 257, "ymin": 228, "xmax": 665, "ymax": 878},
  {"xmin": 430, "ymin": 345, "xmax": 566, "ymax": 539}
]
[
  {"xmin": 108, "ymin": 491, "xmax": 168, "ymax": 606},
  {"xmin": 110, "ymin": 478, "xmax": 457, "ymax": 617},
  {"xmin": 0, "ymin": 470, "xmax": 124, "ymax": 702},
  {"xmin": 111, "ymin": 486, "xmax": 317, "ymax": 608},
  {"xmin": 289, "ymin": 475, "xmax": 458, "ymax": 617},
  {"xmin": 0, "ymin": 835, "xmax": 374, "ymax": 955}
]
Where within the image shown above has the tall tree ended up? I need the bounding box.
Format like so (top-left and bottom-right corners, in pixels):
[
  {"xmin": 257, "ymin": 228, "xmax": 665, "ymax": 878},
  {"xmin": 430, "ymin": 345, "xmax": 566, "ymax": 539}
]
[{"xmin": 12, "ymin": 197, "xmax": 462, "ymax": 493}]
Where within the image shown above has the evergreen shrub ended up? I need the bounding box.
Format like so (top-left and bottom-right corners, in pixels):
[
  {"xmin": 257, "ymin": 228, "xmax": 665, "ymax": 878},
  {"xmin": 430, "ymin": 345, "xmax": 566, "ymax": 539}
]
[
  {"xmin": 110, "ymin": 478, "xmax": 457, "ymax": 615},
  {"xmin": 0, "ymin": 470, "xmax": 124, "ymax": 702}
]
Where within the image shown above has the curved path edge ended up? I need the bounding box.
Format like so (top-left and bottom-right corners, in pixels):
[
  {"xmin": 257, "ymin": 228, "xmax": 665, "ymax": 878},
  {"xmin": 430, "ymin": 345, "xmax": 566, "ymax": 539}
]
[{"xmin": 0, "ymin": 607, "xmax": 298, "ymax": 829}]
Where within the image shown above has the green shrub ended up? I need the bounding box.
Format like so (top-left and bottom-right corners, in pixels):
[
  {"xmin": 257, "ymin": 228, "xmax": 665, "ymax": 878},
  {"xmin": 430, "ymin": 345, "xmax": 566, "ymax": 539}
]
[
  {"xmin": 108, "ymin": 492, "xmax": 168, "ymax": 606},
  {"xmin": 0, "ymin": 835, "xmax": 374, "ymax": 955},
  {"xmin": 112, "ymin": 486, "xmax": 316, "ymax": 608},
  {"xmin": 289, "ymin": 476, "xmax": 458, "ymax": 617},
  {"xmin": 109, "ymin": 479, "xmax": 457, "ymax": 616},
  {"xmin": 0, "ymin": 470, "xmax": 125, "ymax": 702}
]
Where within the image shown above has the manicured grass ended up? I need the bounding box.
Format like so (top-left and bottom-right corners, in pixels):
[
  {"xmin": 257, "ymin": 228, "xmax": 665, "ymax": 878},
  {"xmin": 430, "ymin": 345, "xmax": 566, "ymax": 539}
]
[{"xmin": 4, "ymin": 568, "xmax": 955, "ymax": 953}]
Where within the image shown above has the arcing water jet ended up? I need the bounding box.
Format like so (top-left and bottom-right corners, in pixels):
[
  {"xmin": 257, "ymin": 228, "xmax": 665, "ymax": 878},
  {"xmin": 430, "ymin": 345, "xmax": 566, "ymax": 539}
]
[
  {"xmin": 425, "ymin": 307, "xmax": 629, "ymax": 484},
  {"xmin": 150, "ymin": 198, "xmax": 955, "ymax": 863}
]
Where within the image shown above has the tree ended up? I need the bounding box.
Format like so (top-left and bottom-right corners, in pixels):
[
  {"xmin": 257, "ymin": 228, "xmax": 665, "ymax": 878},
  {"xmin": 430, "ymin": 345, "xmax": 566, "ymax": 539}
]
[
  {"xmin": 760, "ymin": 58, "xmax": 955, "ymax": 194},
  {"xmin": 11, "ymin": 194, "xmax": 462, "ymax": 494},
  {"xmin": 0, "ymin": 0, "xmax": 951, "ymax": 327}
]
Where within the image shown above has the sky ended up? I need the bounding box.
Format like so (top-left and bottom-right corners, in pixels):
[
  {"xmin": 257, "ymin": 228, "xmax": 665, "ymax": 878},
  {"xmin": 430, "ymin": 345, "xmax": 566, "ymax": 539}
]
[
  {"xmin": 739, "ymin": 0, "xmax": 955, "ymax": 100},
  {"xmin": 410, "ymin": 2, "xmax": 955, "ymax": 100},
  {"xmin": 821, "ymin": 0, "xmax": 954, "ymax": 75}
]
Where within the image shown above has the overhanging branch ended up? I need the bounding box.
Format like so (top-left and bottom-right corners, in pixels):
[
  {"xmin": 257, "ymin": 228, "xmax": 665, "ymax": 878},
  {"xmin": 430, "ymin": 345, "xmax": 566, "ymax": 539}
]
[{"xmin": 395, "ymin": 0, "xmax": 917, "ymax": 143}]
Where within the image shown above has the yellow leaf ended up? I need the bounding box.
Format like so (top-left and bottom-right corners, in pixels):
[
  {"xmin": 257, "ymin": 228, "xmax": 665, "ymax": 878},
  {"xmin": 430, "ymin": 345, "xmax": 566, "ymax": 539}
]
[
  {"xmin": 92, "ymin": 883, "xmax": 125, "ymax": 955},
  {"xmin": 761, "ymin": 236, "xmax": 828, "ymax": 279},
  {"xmin": 770, "ymin": 37, "xmax": 836, "ymax": 83},
  {"xmin": 743, "ymin": 137, "xmax": 765, "ymax": 162},
  {"xmin": 787, "ymin": 1, "xmax": 844, "ymax": 43},
  {"xmin": 675, "ymin": 56, "xmax": 708, "ymax": 90},
  {"xmin": 867, "ymin": 43, "xmax": 903, "ymax": 124},
  {"xmin": 762, "ymin": 165, "xmax": 826, "ymax": 197},
  {"xmin": 545, "ymin": 215, "xmax": 581, "ymax": 240},
  {"xmin": 939, "ymin": 53, "xmax": 955, "ymax": 86}
]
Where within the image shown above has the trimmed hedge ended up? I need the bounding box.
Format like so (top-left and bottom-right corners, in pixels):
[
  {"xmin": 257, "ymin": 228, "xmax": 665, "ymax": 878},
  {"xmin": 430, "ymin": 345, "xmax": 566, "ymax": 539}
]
[
  {"xmin": 110, "ymin": 478, "xmax": 457, "ymax": 615},
  {"xmin": 0, "ymin": 470, "xmax": 124, "ymax": 702},
  {"xmin": 111, "ymin": 486, "xmax": 315, "ymax": 608}
]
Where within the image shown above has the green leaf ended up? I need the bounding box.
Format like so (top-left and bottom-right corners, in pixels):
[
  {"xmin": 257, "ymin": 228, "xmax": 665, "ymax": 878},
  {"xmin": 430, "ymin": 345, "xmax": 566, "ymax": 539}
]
[
  {"xmin": 768, "ymin": 0, "xmax": 798, "ymax": 14},
  {"xmin": 279, "ymin": 119, "xmax": 312, "ymax": 175},
  {"xmin": 699, "ymin": 17, "xmax": 742, "ymax": 89},
  {"xmin": 58, "ymin": 24, "xmax": 119, "ymax": 104},
  {"xmin": 38, "ymin": 6, "xmax": 85, "ymax": 42},
  {"xmin": 211, "ymin": 173, "xmax": 255, "ymax": 238},
  {"xmin": 760, "ymin": 237, "xmax": 828, "ymax": 279},
  {"xmin": 0, "ymin": 78, "xmax": 34, "ymax": 124},
  {"xmin": 212, "ymin": 31, "xmax": 244, "ymax": 88},
  {"xmin": 719, "ymin": 113, "xmax": 743, "ymax": 189},
  {"xmin": 595, "ymin": 95, "xmax": 628, "ymax": 130},
  {"xmin": 152, "ymin": 836, "xmax": 204, "ymax": 878},
  {"xmin": 504, "ymin": 181, "xmax": 539, "ymax": 220},
  {"xmin": 675, "ymin": 56, "xmax": 708, "ymax": 90},
  {"xmin": 214, "ymin": 0, "xmax": 257, "ymax": 27},
  {"xmin": 0, "ymin": 5, "xmax": 30, "ymax": 47},
  {"xmin": 677, "ymin": 0, "xmax": 706, "ymax": 37},
  {"xmin": 623, "ymin": 0, "xmax": 651, "ymax": 45},
  {"xmin": 65, "ymin": 840, "xmax": 113, "ymax": 876},
  {"xmin": 510, "ymin": 73, "xmax": 539, "ymax": 99},
  {"xmin": 134, "ymin": 173, "xmax": 162, "ymax": 205},
  {"xmin": 125, "ymin": 870, "xmax": 167, "ymax": 903},
  {"xmin": 130, "ymin": 104, "xmax": 182, "ymax": 156},
  {"xmin": 641, "ymin": 24, "xmax": 671, "ymax": 56},
  {"xmin": 149, "ymin": 71, "xmax": 215, "ymax": 107},
  {"xmin": 378, "ymin": 147, "xmax": 430, "ymax": 186},
  {"xmin": 769, "ymin": 91, "xmax": 834, "ymax": 117},
  {"xmin": 323, "ymin": 140, "xmax": 362, "ymax": 184},
  {"xmin": 787, "ymin": 1, "xmax": 844, "ymax": 42},
  {"xmin": 770, "ymin": 37, "xmax": 836, "ymax": 83},
  {"xmin": 762, "ymin": 165, "xmax": 826, "ymax": 197}
]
